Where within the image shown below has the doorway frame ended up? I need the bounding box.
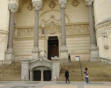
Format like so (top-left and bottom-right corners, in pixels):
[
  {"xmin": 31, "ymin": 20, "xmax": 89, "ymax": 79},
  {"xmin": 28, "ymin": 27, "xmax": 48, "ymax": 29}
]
[
  {"xmin": 47, "ymin": 35, "xmax": 60, "ymax": 60},
  {"xmin": 48, "ymin": 36, "xmax": 59, "ymax": 60}
]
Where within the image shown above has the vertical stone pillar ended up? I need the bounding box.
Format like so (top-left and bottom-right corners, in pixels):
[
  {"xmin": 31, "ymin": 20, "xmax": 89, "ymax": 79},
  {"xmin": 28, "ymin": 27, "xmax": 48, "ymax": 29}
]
[
  {"xmin": 85, "ymin": 0, "xmax": 99, "ymax": 61},
  {"xmin": 5, "ymin": 0, "xmax": 18, "ymax": 63},
  {"xmin": 59, "ymin": 0, "xmax": 68, "ymax": 60},
  {"xmin": 41, "ymin": 70, "xmax": 44, "ymax": 81},
  {"xmin": 32, "ymin": 0, "xmax": 42, "ymax": 59}
]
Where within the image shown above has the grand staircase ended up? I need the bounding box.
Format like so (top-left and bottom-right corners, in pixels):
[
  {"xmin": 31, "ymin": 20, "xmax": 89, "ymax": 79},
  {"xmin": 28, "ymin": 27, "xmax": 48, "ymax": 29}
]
[
  {"xmin": 58, "ymin": 61, "xmax": 111, "ymax": 81},
  {"xmin": 0, "ymin": 60, "xmax": 111, "ymax": 81}
]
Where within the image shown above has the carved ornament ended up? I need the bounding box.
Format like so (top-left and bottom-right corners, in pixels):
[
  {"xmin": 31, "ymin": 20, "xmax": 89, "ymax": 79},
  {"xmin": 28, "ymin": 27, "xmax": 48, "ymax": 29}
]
[
  {"xmin": 71, "ymin": 0, "xmax": 80, "ymax": 7},
  {"xmin": 48, "ymin": 0, "xmax": 57, "ymax": 9}
]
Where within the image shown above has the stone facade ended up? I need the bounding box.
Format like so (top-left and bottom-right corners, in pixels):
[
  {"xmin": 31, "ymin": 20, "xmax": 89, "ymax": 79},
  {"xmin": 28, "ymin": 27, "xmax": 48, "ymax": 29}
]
[{"xmin": 13, "ymin": 0, "xmax": 90, "ymax": 61}]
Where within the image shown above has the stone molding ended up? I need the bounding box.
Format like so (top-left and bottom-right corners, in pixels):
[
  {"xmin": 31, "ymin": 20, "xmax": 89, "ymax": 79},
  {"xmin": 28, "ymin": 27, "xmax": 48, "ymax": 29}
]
[{"xmin": 96, "ymin": 18, "xmax": 111, "ymax": 29}]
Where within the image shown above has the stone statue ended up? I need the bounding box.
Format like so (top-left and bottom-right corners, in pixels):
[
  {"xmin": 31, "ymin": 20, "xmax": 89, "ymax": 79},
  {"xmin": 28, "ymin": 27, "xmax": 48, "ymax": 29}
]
[{"xmin": 40, "ymin": 50, "xmax": 46, "ymax": 60}]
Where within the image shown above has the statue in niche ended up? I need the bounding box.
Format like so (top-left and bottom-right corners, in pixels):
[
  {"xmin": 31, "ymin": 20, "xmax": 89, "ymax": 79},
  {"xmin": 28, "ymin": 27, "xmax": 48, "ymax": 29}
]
[{"xmin": 40, "ymin": 50, "xmax": 46, "ymax": 60}]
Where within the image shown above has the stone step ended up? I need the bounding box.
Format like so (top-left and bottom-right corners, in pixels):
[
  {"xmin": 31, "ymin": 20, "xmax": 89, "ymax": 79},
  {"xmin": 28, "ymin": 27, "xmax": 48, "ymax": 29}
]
[{"xmin": 58, "ymin": 61, "xmax": 111, "ymax": 81}]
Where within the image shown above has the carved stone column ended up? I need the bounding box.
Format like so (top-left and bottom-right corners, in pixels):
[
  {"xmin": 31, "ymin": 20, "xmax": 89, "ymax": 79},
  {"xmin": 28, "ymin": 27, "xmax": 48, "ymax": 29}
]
[
  {"xmin": 59, "ymin": 0, "xmax": 68, "ymax": 60},
  {"xmin": 85, "ymin": 0, "xmax": 99, "ymax": 61},
  {"xmin": 32, "ymin": 0, "xmax": 42, "ymax": 59},
  {"xmin": 5, "ymin": 0, "xmax": 18, "ymax": 62}
]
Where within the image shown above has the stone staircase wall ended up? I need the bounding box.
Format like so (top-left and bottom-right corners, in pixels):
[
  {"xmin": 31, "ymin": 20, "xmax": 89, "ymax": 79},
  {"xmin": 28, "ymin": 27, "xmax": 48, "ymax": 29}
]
[
  {"xmin": 58, "ymin": 61, "xmax": 111, "ymax": 81},
  {"xmin": 0, "ymin": 61, "xmax": 21, "ymax": 81}
]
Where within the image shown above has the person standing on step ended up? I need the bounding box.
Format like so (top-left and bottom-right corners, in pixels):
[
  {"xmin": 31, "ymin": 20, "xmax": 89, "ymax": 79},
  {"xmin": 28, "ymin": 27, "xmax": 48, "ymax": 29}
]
[
  {"xmin": 84, "ymin": 67, "xmax": 89, "ymax": 83},
  {"xmin": 68, "ymin": 54, "xmax": 71, "ymax": 63},
  {"xmin": 65, "ymin": 70, "xmax": 70, "ymax": 84}
]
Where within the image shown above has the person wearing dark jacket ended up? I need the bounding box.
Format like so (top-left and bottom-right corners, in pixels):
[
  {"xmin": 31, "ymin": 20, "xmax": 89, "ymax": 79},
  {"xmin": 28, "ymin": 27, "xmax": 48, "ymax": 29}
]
[{"xmin": 65, "ymin": 70, "xmax": 70, "ymax": 83}]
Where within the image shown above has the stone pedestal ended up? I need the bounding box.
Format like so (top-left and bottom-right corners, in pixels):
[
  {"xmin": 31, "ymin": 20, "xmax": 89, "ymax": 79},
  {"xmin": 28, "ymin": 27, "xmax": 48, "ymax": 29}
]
[
  {"xmin": 5, "ymin": 49, "xmax": 14, "ymax": 64},
  {"xmin": 60, "ymin": 46, "xmax": 68, "ymax": 60},
  {"xmin": 21, "ymin": 59, "xmax": 29, "ymax": 81},
  {"xmin": 90, "ymin": 45, "xmax": 99, "ymax": 61},
  {"xmin": 32, "ymin": 47, "xmax": 39, "ymax": 59}
]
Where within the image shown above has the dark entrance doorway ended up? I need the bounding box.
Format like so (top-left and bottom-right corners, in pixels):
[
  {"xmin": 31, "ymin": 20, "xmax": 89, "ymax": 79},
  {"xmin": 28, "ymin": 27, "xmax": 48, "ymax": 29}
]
[
  {"xmin": 48, "ymin": 36, "xmax": 59, "ymax": 60},
  {"xmin": 33, "ymin": 70, "xmax": 41, "ymax": 81},
  {"xmin": 43, "ymin": 70, "xmax": 51, "ymax": 81}
]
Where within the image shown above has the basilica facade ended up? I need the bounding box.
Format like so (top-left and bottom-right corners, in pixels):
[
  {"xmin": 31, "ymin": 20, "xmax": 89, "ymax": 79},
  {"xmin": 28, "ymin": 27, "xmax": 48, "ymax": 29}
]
[{"xmin": 0, "ymin": 0, "xmax": 111, "ymax": 81}]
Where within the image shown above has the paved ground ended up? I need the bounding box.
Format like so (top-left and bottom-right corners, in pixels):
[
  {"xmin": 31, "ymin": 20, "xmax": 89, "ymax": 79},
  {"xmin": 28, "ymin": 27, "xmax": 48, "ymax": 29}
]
[{"xmin": 0, "ymin": 81, "xmax": 111, "ymax": 88}]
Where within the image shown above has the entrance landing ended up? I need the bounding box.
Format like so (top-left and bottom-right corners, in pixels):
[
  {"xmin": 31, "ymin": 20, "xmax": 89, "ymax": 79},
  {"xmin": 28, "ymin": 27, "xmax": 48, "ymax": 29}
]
[{"xmin": 0, "ymin": 81, "xmax": 111, "ymax": 88}]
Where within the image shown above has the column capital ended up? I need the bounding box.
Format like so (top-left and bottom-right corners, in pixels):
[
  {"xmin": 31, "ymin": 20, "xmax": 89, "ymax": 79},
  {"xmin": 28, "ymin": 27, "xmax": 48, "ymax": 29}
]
[
  {"xmin": 85, "ymin": 0, "xmax": 93, "ymax": 6},
  {"xmin": 32, "ymin": 0, "xmax": 42, "ymax": 10},
  {"xmin": 59, "ymin": 0, "xmax": 67, "ymax": 9},
  {"xmin": 8, "ymin": 0, "xmax": 19, "ymax": 12}
]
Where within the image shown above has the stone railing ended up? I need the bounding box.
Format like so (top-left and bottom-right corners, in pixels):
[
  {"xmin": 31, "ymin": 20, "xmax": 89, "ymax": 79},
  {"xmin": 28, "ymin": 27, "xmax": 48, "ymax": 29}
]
[{"xmin": 100, "ymin": 57, "xmax": 111, "ymax": 64}]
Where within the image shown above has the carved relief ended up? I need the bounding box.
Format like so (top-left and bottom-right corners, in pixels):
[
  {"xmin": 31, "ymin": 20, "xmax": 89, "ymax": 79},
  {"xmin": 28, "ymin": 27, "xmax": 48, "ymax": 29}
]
[
  {"xmin": 18, "ymin": 0, "xmax": 33, "ymax": 12},
  {"xmin": 48, "ymin": 0, "xmax": 57, "ymax": 9},
  {"xmin": 14, "ymin": 24, "xmax": 89, "ymax": 39},
  {"xmin": 71, "ymin": 0, "xmax": 80, "ymax": 7},
  {"xmin": 66, "ymin": 24, "xmax": 89, "ymax": 35},
  {"xmin": 14, "ymin": 27, "xmax": 33, "ymax": 39}
]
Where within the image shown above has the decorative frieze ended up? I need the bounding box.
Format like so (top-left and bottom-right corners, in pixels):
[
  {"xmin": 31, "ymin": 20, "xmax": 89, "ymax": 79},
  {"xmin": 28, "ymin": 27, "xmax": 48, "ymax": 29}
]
[
  {"xmin": 14, "ymin": 24, "xmax": 89, "ymax": 39},
  {"xmin": 71, "ymin": 0, "xmax": 80, "ymax": 7}
]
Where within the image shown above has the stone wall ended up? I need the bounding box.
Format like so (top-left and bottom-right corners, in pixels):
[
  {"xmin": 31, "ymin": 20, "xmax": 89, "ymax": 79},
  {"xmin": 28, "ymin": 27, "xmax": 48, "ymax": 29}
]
[
  {"xmin": 94, "ymin": 0, "xmax": 111, "ymax": 60},
  {"xmin": 0, "ymin": 0, "xmax": 9, "ymax": 60},
  {"xmin": 14, "ymin": 24, "xmax": 90, "ymax": 61}
]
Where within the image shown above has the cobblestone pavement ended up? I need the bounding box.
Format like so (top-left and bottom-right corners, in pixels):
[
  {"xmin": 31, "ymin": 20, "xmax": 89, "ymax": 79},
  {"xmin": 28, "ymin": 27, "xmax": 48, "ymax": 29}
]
[{"xmin": 0, "ymin": 81, "xmax": 111, "ymax": 88}]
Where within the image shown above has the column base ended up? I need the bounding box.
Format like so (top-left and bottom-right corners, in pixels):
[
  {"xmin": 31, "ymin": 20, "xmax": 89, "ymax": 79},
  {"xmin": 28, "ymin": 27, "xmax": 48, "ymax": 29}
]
[
  {"xmin": 90, "ymin": 46, "xmax": 99, "ymax": 61},
  {"xmin": 32, "ymin": 47, "xmax": 39, "ymax": 59},
  {"xmin": 60, "ymin": 46, "xmax": 68, "ymax": 61},
  {"xmin": 5, "ymin": 49, "xmax": 14, "ymax": 64}
]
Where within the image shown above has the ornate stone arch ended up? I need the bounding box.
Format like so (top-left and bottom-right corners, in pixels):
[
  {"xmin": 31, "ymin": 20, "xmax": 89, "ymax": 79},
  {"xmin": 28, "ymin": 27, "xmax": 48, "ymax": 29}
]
[{"xmin": 39, "ymin": 10, "xmax": 70, "ymax": 25}]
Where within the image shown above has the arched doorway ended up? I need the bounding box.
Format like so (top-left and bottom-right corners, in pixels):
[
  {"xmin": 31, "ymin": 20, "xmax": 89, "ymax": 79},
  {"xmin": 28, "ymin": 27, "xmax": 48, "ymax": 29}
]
[
  {"xmin": 32, "ymin": 67, "xmax": 52, "ymax": 81},
  {"xmin": 48, "ymin": 36, "xmax": 59, "ymax": 60}
]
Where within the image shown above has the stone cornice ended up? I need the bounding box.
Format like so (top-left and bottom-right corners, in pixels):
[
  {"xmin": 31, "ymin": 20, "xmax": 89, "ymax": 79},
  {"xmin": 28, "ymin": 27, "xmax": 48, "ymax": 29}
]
[{"xmin": 95, "ymin": 18, "xmax": 111, "ymax": 29}]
